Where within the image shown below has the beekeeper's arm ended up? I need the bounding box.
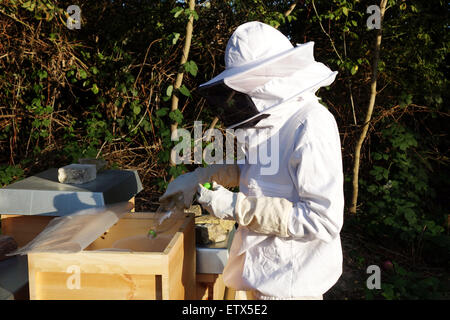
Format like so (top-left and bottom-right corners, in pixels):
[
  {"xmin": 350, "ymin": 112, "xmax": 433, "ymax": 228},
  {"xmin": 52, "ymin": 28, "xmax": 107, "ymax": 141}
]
[
  {"xmin": 197, "ymin": 114, "xmax": 344, "ymax": 243},
  {"xmin": 159, "ymin": 164, "xmax": 240, "ymax": 208}
]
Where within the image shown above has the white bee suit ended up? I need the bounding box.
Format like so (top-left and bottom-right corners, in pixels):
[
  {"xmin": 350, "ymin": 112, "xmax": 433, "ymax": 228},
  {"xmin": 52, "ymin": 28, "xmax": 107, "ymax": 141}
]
[
  {"xmin": 196, "ymin": 22, "xmax": 345, "ymax": 298},
  {"xmin": 222, "ymin": 97, "xmax": 344, "ymax": 298}
]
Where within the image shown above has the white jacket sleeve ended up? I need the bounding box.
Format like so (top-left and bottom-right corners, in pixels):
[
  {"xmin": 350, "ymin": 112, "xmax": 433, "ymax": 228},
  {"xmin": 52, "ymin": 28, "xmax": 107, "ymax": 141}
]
[
  {"xmin": 287, "ymin": 149, "xmax": 344, "ymax": 242},
  {"xmin": 234, "ymin": 110, "xmax": 344, "ymax": 243},
  {"xmin": 287, "ymin": 111, "xmax": 344, "ymax": 242}
]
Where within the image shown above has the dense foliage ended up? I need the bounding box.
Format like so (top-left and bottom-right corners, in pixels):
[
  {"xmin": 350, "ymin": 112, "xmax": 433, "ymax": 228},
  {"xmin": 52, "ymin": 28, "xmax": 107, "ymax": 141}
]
[{"xmin": 0, "ymin": 0, "xmax": 448, "ymax": 299}]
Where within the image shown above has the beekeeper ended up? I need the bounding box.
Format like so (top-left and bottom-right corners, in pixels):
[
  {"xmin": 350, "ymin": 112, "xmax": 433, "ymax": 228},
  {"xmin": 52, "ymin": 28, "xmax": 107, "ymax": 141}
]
[{"xmin": 160, "ymin": 21, "xmax": 344, "ymax": 300}]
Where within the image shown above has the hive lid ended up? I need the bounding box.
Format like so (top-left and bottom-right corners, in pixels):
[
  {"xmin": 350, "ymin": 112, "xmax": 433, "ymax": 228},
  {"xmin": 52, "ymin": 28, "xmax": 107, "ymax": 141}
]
[{"xmin": 0, "ymin": 168, "xmax": 143, "ymax": 216}]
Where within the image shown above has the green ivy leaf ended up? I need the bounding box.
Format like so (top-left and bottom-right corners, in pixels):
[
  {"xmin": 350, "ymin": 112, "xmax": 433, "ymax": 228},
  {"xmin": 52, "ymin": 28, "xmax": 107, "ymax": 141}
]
[
  {"xmin": 133, "ymin": 105, "xmax": 141, "ymax": 115},
  {"xmin": 373, "ymin": 153, "xmax": 382, "ymax": 160},
  {"xmin": 169, "ymin": 109, "xmax": 183, "ymax": 124},
  {"xmin": 44, "ymin": 106, "xmax": 53, "ymax": 114},
  {"xmin": 172, "ymin": 7, "xmax": 183, "ymax": 18},
  {"xmin": 343, "ymin": 7, "xmax": 349, "ymax": 16},
  {"xmin": 91, "ymin": 84, "xmax": 99, "ymax": 94},
  {"xmin": 118, "ymin": 83, "xmax": 127, "ymax": 94},
  {"xmin": 166, "ymin": 85, "xmax": 173, "ymax": 97},
  {"xmin": 404, "ymin": 208, "xmax": 417, "ymax": 225},
  {"xmin": 172, "ymin": 32, "xmax": 180, "ymax": 45},
  {"xmin": 155, "ymin": 108, "xmax": 169, "ymax": 117},
  {"xmin": 79, "ymin": 69, "xmax": 88, "ymax": 79},
  {"xmin": 179, "ymin": 84, "xmax": 191, "ymax": 97},
  {"xmin": 161, "ymin": 128, "xmax": 171, "ymax": 138},
  {"xmin": 37, "ymin": 70, "xmax": 48, "ymax": 81},
  {"xmin": 169, "ymin": 165, "xmax": 185, "ymax": 179},
  {"xmin": 90, "ymin": 66, "xmax": 99, "ymax": 75},
  {"xmin": 184, "ymin": 61, "xmax": 198, "ymax": 76},
  {"xmin": 159, "ymin": 149, "xmax": 170, "ymax": 162},
  {"xmin": 22, "ymin": 0, "xmax": 35, "ymax": 11}
]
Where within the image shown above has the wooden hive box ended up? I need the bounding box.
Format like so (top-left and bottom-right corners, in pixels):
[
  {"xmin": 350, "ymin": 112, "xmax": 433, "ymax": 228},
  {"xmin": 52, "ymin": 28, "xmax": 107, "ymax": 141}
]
[{"xmin": 27, "ymin": 212, "xmax": 195, "ymax": 300}]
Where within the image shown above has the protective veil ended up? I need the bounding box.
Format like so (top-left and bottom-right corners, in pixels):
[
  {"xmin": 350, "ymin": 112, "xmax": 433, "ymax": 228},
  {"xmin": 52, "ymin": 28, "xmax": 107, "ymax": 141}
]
[{"xmin": 196, "ymin": 21, "xmax": 344, "ymax": 298}]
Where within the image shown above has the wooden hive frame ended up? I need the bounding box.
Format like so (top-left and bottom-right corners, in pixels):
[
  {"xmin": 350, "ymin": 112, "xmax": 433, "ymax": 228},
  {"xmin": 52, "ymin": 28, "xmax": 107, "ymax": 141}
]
[{"xmin": 27, "ymin": 212, "xmax": 196, "ymax": 300}]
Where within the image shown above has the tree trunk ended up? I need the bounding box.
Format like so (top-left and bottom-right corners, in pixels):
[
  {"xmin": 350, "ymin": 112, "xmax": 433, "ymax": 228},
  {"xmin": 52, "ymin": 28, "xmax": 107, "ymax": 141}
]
[
  {"xmin": 170, "ymin": 0, "xmax": 195, "ymax": 166},
  {"xmin": 349, "ymin": 0, "xmax": 387, "ymax": 214}
]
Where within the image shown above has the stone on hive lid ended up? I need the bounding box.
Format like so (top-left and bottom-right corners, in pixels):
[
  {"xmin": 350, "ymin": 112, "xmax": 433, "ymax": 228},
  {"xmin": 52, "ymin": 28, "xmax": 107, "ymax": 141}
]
[{"xmin": 58, "ymin": 164, "xmax": 97, "ymax": 184}]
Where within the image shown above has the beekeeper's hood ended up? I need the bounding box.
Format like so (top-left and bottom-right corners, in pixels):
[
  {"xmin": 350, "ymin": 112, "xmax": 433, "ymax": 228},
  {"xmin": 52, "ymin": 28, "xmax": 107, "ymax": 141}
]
[{"xmin": 197, "ymin": 21, "xmax": 337, "ymax": 129}]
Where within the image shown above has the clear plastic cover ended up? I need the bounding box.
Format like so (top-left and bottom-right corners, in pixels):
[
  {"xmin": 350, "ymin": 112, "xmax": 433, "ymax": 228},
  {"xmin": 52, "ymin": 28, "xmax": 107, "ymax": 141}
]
[{"xmin": 8, "ymin": 202, "xmax": 133, "ymax": 255}]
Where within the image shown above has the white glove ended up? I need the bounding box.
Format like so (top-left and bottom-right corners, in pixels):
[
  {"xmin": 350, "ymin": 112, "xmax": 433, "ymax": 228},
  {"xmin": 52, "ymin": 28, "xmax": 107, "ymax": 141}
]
[
  {"xmin": 197, "ymin": 182, "xmax": 237, "ymax": 220},
  {"xmin": 234, "ymin": 193, "xmax": 292, "ymax": 237},
  {"xmin": 159, "ymin": 164, "xmax": 240, "ymax": 209},
  {"xmin": 198, "ymin": 182, "xmax": 293, "ymax": 237}
]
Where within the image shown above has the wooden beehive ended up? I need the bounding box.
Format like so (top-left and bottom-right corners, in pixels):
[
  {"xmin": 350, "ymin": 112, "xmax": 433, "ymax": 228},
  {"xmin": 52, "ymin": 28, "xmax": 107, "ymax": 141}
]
[{"xmin": 27, "ymin": 212, "xmax": 196, "ymax": 300}]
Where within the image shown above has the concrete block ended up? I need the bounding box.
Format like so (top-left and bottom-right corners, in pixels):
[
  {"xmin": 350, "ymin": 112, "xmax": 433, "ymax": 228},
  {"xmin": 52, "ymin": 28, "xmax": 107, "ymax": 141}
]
[
  {"xmin": 0, "ymin": 255, "xmax": 29, "ymax": 300},
  {"xmin": 195, "ymin": 215, "xmax": 235, "ymax": 245},
  {"xmin": 0, "ymin": 168, "xmax": 143, "ymax": 216},
  {"xmin": 196, "ymin": 224, "xmax": 228, "ymax": 244},
  {"xmin": 195, "ymin": 214, "xmax": 235, "ymax": 231},
  {"xmin": 58, "ymin": 164, "xmax": 97, "ymax": 184},
  {"xmin": 0, "ymin": 286, "xmax": 13, "ymax": 300},
  {"xmin": 0, "ymin": 235, "xmax": 18, "ymax": 261}
]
